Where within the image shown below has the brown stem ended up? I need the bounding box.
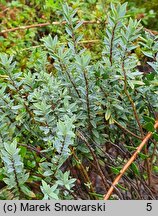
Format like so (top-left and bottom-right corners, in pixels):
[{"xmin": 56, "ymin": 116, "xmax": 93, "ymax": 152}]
[
  {"xmin": 60, "ymin": 62, "xmax": 81, "ymax": 98},
  {"xmin": 11, "ymin": 159, "xmax": 21, "ymax": 198},
  {"xmin": 122, "ymin": 61, "xmax": 144, "ymax": 137},
  {"xmin": 0, "ymin": 20, "xmax": 156, "ymax": 37},
  {"xmin": 83, "ymin": 70, "xmax": 92, "ymax": 132},
  {"xmin": 122, "ymin": 60, "xmax": 152, "ymax": 187},
  {"xmin": 0, "ymin": 20, "xmax": 103, "ymax": 35},
  {"xmin": 103, "ymin": 120, "xmax": 158, "ymax": 200},
  {"xmin": 114, "ymin": 120, "xmax": 142, "ymax": 140},
  {"xmin": 76, "ymin": 130, "xmax": 109, "ymax": 191},
  {"xmin": 18, "ymin": 143, "xmax": 51, "ymax": 162},
  {"xmin": 110, "ymin": 23, "xmax": 117, "ymax": 66},
  {"xmin": 70, "ymin": 147, "xmax": 96, "ymax": 199},
  {"xmin": 19, "ymin": 40, "xmax": 100, "ymax": 51},
  {"xmin": 144, "ymin": 28, "xmax": 158, "ymax": 35}
]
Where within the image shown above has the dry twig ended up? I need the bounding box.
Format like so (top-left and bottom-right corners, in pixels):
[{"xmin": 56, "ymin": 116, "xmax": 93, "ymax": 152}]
[{"xmin": 0, "ymin": 20, "xmax": 101, "ymax": 35}]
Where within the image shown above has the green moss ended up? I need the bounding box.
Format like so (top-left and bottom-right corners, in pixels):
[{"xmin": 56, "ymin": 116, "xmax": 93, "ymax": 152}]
[{"xmin": 122, "ymin": 0, "xmax": 158, "ymax": 29}]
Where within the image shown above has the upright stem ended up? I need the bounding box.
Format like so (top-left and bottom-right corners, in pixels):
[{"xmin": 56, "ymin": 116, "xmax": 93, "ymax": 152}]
[
  {"xmin": 122, "ymin": 59, "xmax": 152, "ymax": 186},
  {"xmin": 60, "ymin": 62, "xmax": 81, "ymax": 98},
  {"xmin": 77, "ymin": 130, "xmax": 109, "ymax": 191},
  {"xmin": 71, "ymin": 147, "xmax": 97, "ymax": 199},
  {"xmin": 83, "ymin": 69, "xmax": 92, "ymax": 133},
  {"xmin": 110, "ymin": 23, "xmax": 117, "ymax": 66},
  {"xmin": 12, "ymin": 159, "xmax": 21, "ymax": 198},
  {"xmin": 122, "ymin": 61, "xmax": 144, "ymax": 136}
]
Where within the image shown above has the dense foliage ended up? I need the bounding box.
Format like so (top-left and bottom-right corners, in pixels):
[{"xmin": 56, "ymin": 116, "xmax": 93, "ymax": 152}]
[{"xmin": 0, "ymin": 1, "xmax": 158, "ymax": 200}]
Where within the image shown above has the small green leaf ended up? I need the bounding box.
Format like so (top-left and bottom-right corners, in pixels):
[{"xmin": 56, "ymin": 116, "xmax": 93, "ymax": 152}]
[
  {"xmin": 19, "ymin": 146, "xmax": 27, "ymax": 158},
  {"xmin": 89, "ymin": 192, "xmax": 103, "ymax": 199},
  {"xmin": 138, "ymin": 152, "xmax": 149, "ymax": 160},
  {"xmin": 144, "ymin": 122, "xmax": 155, "ymax": 132},
  {"xmin": 143, "ymin": 116, "xmax": 155, "ymax": 124},
  {"xmin": 92, "ymin": 129, "xmax": 99, "ymax": 138},
  {"xmin": 110, "ymin": 167, "xmax": 120, "ymax": 175},
  {"xmin": 117, "ymin": 183, "xmax": 128, "ymax": 191},
  {"xmin": 131, "ymin": 162, "xmax": 140, "ymax": 176},
  {"xmin": 105, "ymin": 109, "xmax": 111, "ymax": 120},
  {"xmin": 142, "ymin": 51, "xmax": 153, "ymax": 58},
  {"xmin": 153, "ymin": 132, "xmax": 158, "ymax": 141},
  {"xmin": 20, "ymin": 185, "xmax": 36, "ymax": 198},
  {"xmin": 109, "ymin": 117, "xmax": 114, "ymax": 124}
]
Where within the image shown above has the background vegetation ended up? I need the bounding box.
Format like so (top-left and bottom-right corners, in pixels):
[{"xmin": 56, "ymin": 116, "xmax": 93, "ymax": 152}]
[{"xmin": 0, "ymin": 0, "xmax": 158, "ymax": 200}]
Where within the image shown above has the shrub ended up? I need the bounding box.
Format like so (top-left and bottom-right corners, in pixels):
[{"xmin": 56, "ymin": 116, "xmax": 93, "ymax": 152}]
[{"xmin": 0, "ymin": 3, "xmax": 158, "ymax": 200}]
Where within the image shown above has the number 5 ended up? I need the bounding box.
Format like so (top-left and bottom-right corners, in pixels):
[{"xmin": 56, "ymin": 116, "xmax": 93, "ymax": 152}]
[{"xmin": 146, "ymin": 203, "xmax": 152, "ymax": 211}]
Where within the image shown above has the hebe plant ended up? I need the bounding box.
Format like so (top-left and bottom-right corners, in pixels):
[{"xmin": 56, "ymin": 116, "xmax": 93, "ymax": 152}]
[{"xmin": 0, "ymin": 3, "xmax": 158, "ymax": 200}]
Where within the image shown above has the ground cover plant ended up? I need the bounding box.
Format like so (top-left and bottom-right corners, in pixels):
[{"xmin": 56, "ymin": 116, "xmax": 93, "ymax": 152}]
[{"xmin": 0, "ymin": 1, "xmax": 158, "ymax": 200}]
